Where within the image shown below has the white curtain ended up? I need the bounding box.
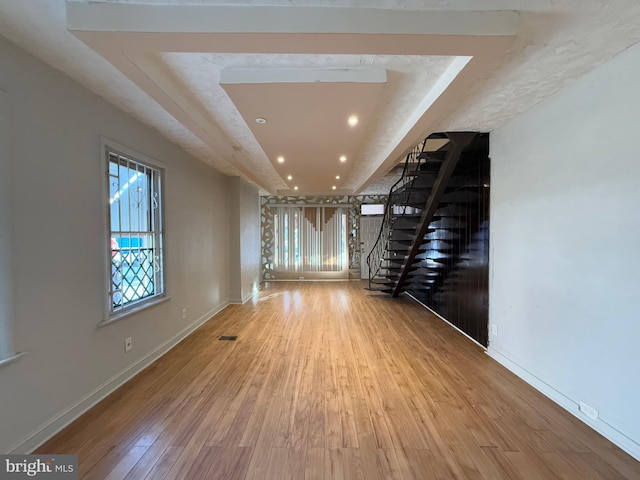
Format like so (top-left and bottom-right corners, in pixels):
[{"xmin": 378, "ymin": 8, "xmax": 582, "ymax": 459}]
[{"xmin": 274, "ymin": 206, "xmax": 347, "ymax": 273}]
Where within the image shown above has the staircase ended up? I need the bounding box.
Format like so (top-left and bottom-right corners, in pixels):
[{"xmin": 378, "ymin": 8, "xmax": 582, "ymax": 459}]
[{"xmin": 366, "ymin": 131, "xmax": 480, "ymax": 298}]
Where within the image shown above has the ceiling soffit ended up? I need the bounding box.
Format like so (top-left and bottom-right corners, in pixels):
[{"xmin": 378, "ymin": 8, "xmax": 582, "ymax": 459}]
[
  {"xmin": 67, "ymin": 2, "xmax": 518, "ymax": 194},
  {"xmin": 220, "ymin": 68, "xmax": 387, "ymax": 194}
]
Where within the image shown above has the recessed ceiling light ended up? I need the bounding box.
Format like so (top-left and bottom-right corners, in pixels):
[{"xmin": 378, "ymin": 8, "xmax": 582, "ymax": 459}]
[
  {"xmin": 277, "ymin": 156, "xmax": 285, "ymax": 164},
  {"xmin": 339, "ymin": 155, "xmax": 347, "ymax": 163},
  {"xmin": 335, "ymin": 175, "xmax": 340, "ymax": 180},
  {"xmin": 294, "ymin": 186, "xmax": 299, "ymax": 191},
  {"xmin": 332, "ymin": 186, "xmax": 337, "ymax": 190},
  {"xmin": 287, "ymin": 175, "xmax": 293, "ymax": 180},
  {"xmin": 348, "ymin": 115, "xmax": 359, "ymax": 127},
  {"xmin": 256, "ymin": 117, "xmax": 267, "ymax": 124}
]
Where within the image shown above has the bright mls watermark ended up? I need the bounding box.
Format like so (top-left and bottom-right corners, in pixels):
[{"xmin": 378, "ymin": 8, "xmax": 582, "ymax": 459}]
[{"xmin": 0, "ymin": 455, "xmax": 77, "ymax": 479}]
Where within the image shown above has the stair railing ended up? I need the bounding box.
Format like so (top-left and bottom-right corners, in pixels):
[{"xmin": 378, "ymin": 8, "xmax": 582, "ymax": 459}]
[
  {"xmin": 390, "ymin": 132, "xmax": 476, "ymax": 296},
  {"xmin": 366, "ymin": 138, "xmax": 427, "ymax": 289}
]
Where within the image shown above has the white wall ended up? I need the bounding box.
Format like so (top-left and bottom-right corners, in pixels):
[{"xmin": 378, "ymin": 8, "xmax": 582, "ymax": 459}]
[
  {"xmin": 490, "ymin": 41, "xmax": 640, "ymax": 459},
  {"xmin": 237, "ymin": 180, "xmax": 260, "ymax": 301},
  {"xmin": 0, "ymin": 36, "xmax": 239, "ymax": 453},
  {"xmin": 228, "ymin": 177, "xmax": 260, "ymax": 303}
]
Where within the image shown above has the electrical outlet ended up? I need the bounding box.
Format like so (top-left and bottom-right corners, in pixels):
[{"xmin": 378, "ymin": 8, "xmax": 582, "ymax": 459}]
[
  {"xmin": 491, "ymin": 324, "xmax": 498, "ymax": 336},
  {"xmin": 124, "ymin": 337, "xmax": 133, "ymax": 352},
  {"xmin": 579, "ymin": 401, "xmax": 599, "ymax": 420},
  {"xmin": 182, "ymin": 308, "xmax": 187, "ymax": 319}
]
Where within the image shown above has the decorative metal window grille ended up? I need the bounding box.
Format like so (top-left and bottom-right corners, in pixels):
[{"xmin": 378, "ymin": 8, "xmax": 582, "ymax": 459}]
[{"xmin": 107, "ymin": 149, "xmax": 164, "ymax": 314}]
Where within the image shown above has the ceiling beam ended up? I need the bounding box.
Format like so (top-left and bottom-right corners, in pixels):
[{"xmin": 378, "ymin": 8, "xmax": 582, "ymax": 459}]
[{"xmin": 67, "ymin": 4, "xmax": 518, "ymax": 37}]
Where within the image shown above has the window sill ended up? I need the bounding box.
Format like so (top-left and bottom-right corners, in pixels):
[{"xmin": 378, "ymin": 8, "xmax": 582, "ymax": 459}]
[
  {"xmin": 0, "ymin": 351, "xmax": 27, "ymax": 369},
  {"xmin": 99, "ymin": 296, "xmax": 172, "ymax": 328}
]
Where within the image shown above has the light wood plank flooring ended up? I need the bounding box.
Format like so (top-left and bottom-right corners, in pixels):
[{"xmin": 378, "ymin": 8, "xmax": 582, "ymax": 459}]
[{"xmin": 37, "ymin": 281, "xmax": 640, "ymax": 479}]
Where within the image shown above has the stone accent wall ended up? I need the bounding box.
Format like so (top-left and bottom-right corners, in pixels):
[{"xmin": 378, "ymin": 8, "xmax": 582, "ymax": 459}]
[{"xmin": 261, "ymin": 195, "xmax": 387, "ymax": 280}]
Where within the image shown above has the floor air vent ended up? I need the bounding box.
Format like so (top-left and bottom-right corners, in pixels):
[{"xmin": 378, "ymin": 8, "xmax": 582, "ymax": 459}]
[{"xmin": 218, "ymin": 335, "xmax": 238, "ymax": 341}]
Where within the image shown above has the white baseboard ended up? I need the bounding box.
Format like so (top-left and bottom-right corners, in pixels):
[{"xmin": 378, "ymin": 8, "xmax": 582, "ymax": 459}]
[
  {"xmin": 8, "ymin": 301, "xmax": 230, "ymax": 454},
  {"xmin": 265, "ymin": 278, "xmax": 350, "ymax": 282},
  {"xmin": 241, "ymin": 292, "xmax": 254, "ymax": 304},
  {"xmin": 229, "ymin": 292, "xmax": 255, "ymax": 305},
  {"xmin": 487, "ymin": 347, "xmax": 640, "ymax": 462}
]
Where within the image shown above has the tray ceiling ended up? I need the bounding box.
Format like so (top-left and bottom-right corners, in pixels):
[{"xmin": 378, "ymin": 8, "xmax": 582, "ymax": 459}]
[{"xmin": 0, "ymin": 1, "xmax": 639, "ymax": 194}]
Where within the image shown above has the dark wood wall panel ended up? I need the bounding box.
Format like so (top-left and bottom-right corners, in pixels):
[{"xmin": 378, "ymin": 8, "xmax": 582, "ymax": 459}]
[{"xmin": 407, "ymin": 134, "xmax": 490, "ymax": 346}]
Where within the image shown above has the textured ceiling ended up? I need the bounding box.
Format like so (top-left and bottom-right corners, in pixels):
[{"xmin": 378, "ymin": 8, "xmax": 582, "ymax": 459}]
[
  {"xmin": 0, "ymin": 1, "xmax": 639, "ymax": 194},
  {"xmin": 158, "ymin": 52, "xmax": 454, "ymax": 193},
  {"xmin": 66, "ymin": 3, "xmax": 516, "ymax": 194}
]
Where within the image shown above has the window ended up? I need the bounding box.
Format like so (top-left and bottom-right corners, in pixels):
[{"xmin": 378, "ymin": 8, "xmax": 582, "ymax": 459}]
[
  {"xmin": 273, "ymin": 206, "xmax": 348, "ymax": 275},
  {"xmin": 0, "ymin": 89, "xmax": 16, "ymax": 362},
  {"xmin": 361, "ymin": 204, "xmax": 385, "ymax": 215},
  {"xmin": 106, "ymin": 146, "xmax": 165, "ymax": 317},
  {"xmin": 0, "ymin": 187, "xmax": 13, "ymax": 361}
]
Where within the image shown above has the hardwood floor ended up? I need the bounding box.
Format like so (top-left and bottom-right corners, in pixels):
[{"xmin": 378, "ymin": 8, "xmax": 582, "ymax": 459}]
[{"xmin": 37, "ymin": 281, "xmax": 640, "ymax": 479}]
